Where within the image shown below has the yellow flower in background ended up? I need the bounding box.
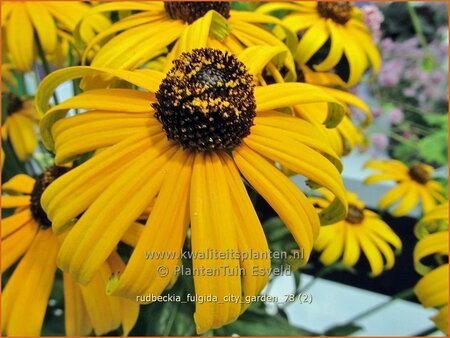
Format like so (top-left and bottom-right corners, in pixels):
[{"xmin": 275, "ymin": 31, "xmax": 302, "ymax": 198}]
[
  {"xmin": 364, "ymin": 160, "xmax": 446, "ymax": 216},
  {"xmin": 258, "ymin": 1, "xmax": 381, "ymax": 86},
  {"xmin": 414, "ymin": 201, "xmax": 449, "ymax": 239},
  {"xmin": 1, "ymin": 63, "xmax": 17, "ymax": 91},
  {"xmin": 76, "ymin": 1, "xmax": 298, "ymax": 87},
  {"xmin": 1, "ymin": 169, "xmax": 139, "ymax": 336},
  {"xmin": 312, "ymin": 190, "xmax": 402, "ymax": 276},
  {"xmin": 1, "ymin": 92, "xmax": 38, "ymax": 161},
  {"xmin": 36, "ymin": 47, "xmax": 347, "ymax": 333},
  {"xmin": 413, "ymin": 204, "xmax": 448, "ymax": 334},
  {"xmin": 415, "ymin": 264, "xmax": 448, "ymax": 334},
  {"xmin": 1, "ymin": 1, "xmax": 111, "ymax": 71}
]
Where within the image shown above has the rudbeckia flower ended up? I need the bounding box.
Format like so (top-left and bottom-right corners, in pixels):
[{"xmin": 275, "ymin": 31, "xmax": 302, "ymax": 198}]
[
  {"xmin": 1, "ymin": 1, "xmax": 111, "ymax": 71},
  {"xmin": 37, "ymin": 47, "xmax": 347, "ymax": 333},
  {"xmin": 414, "ymin": 204, "xmax": 448, "ymax": 334},
  {"xmin": 257, "ymin": 1, "xmax": 381, "ymax": 86},
  {"xmin": 312, "ymin": 189, "xmax": 402, "ymax": 276},
  {"xmin": 364, "ymin": 160, "xmax": 446, "ymax": 216},
  {"xmin": 1, "ymin": 168, "xmax": 139, "ymax": 336},
  {"xmin": 76, "ymin": 1, "xmax": 297, "ymax": 86},
  {"xmin": 2, "ymin": 92, "xmax": 38, "ymax": 161}
]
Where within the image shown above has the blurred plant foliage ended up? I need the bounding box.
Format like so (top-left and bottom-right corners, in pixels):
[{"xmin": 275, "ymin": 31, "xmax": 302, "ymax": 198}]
[{"xmin": 367, "ymin": 2, "xmax": 449, "ymax": 167}]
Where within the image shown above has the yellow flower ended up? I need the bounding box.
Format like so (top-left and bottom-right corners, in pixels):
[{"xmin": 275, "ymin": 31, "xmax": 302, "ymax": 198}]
[
  {"xmin": 1, "ymin": 1, "xmax": 111, "ymax": 71},
  {"xmin": 37, "ymin": 47, "xmax": 347, "ymax": 333},
  {"xmin": 414, "ymin": 201, "xmax": 449, "ymax": 239},
  {"xmin": 312, "ymin": 190, "xmax": 402, "ymax": 276},
  {"xmin": 364, "ymin": 160, "xmax": 446, "ymax": 216},
  {"xmin": 1, "ymin": 169, "xmax": 139, "ymax": 336},
  {"xmin": 415, "ymin": 264, "xmax": 448, "ymax": 334},
  {"xmin": 2, "ymin": 92, "xmax": 38, "ymax": 161},
  {"xmin": 258, "ymin": 1, "xmax": 381, "ymax": 86},
  {"xmin": 413, "ymin": 205, "xmax": 448, "ymax": 334},
  {"xmin": 76, "ymin": 1, "xmax": 298, "ymax": 87},
  {"xmin": 1, "ymin": 63, "xmax": 17, "ymax": 91}
]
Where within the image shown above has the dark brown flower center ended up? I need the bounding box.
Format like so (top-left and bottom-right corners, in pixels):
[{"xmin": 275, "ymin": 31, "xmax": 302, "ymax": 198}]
[
  {"xmin": 345, "ymin": 204, "xmax": 365, "ymax": 224},
  {"xmin": 409, "ymin": 164, "xmax": 430, "ymax": 184},
  {"xmin": 5, "ymin": 92, "xmax": 23, "ymax": 116},
  {"xmin": 30, "ymin": 166, "xmax": 70, "ymax": 228},
  {"xmin": 317, "ymin": 2, "xmax": 352, "ymax": 25},
  {"xmin": 153, "ymin": 48, "xmax": 256, "ymax": 152},
  {"xmin": 164, "ymin": 1, "xmax": 230, "ymax": 24}
]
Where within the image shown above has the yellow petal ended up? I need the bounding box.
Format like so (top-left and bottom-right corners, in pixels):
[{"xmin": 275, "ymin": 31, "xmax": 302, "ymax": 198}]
[
  {"xmin": 314, "ymin": 21, "xmax": 344, "ymax": 71},
  {"xmin": 244, "ymin": 132, "xmax": 347, "ymax": 224},
  {"xmin": 415, "ymin": 264, "xmax": 448, "ymax": 308},
  {"xmin": 52, "ymin": 113, "xmax": 159, "ymax": 163},
  {"xmin": 82, "ymin": 12, "xmax": 164, "ymax": 65},
  {"xmin": 414, "ymin": 231, "xmax": 448, "ymax": 275},
  {"xmin": 220, "ymin": 152, "xmax": 271, "ymax": 312},
  {"xmin": 319, "ymin": 223, "xmax": 345, "ymax": 265},
  {"xmin": 63, "ymin": 273, "xmax": 93, "ymax": 336},
  {"xmin": 342, "ymin": 225, "xmax": 361, "ymax": 267},
  {"xmin": 377, "ymin": 183, "xmax": 409, "ymax": 210},
  {"xmin": 255, "ymin": 83, "xmax": 343, "ymax": 115},
  {"xmin": 391, "ymin": 184, "xmax": 419, "ymax": 217},
  {"xmin": 3, "ymin": 229, "xmax": 58, "ymax": 336},
  {"xmin": 7, "ymin": 3, "xmax": 34, "ymax": 71},
  {"xmin": 190, "ymin": 151, "xmax": 241, "ymax": 334},
  {"xmin": 43, "ymin": 134, "xmax": 156, "ymax": 230},
  {"xmin": 7, "ymin": 114, "xmax": 37, "ymax": 161},
  {"xmin": 57, "ymin": 139, "xmax": 177, "ymax": 284},
  {"xmin": 2, "ymin": 195, "xmax": 31, "ymax": 208},
  {"xmin": 295, "ymin": 20, "xmax": 329, "ymax": 65},
  {"xmin": 1, "ymin": 220, "xmax": 38, "ymax": 273},
  {"xmin": 79, "ymin": 263, "xmax": 122, "ymax": 336},
  {"xmin": 109, "ymin": 148, "xmax": 192, "ymax": 298},
  {"xmin": 25, "ymin": 2, "xmax": 57, "ymax": 54},
  {"xmin": 355, "ymin": 227, "xmax": 384, "ymax": 276},
  {"xmin": 238, "ymin": 45, "xmax": 285, "ymax": 76},
  {"xmin": 2, "ymin": 174, "xmax": 35, "ymax": 194},
  {"xmin": 233, "ymin": 144, "xmax": 319, "ymax": 263},
  {"xmin": 2, "ymin": 209, "xmax": 33, "ymax": 238}
]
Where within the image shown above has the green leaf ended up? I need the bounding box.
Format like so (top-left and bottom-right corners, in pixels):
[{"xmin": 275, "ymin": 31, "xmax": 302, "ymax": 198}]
[
  {"xmin": 143, "ymin": 283, "xmax": 196, "ymax": 336},
  {"xmin": 324, "ymin": 322, "xmax": 362, "ymax": 336},
  {"xmin": 215, "ymin": 304, "xmax": 316, "ymax": 336},
  {"xmin": 417, "ymin": 131, "xmax": 448, "ymax": 166}
]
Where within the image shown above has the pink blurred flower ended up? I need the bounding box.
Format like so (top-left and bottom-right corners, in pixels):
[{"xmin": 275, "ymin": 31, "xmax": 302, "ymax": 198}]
[
  {"xmin": 361, "ymin": 5, "xmax": 384, "ymax": 43},
  {"xmin": 371, "ymin": 133, "xmax": 389, "ymax": 150},
  {"xmin": 388, "ymin": 107, "xmax": 404, "ymax": 125}
]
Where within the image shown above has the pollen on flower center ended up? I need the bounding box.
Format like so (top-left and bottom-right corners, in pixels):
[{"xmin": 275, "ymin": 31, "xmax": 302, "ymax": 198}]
[
  {"xmin": 409, "ymin": 164, "xmax": 430, "ymax": 184},
  {"xmin": 6, "ymin": 92, "xmax": 23, "ymax": 116},
  {"xmin": 345, "ymin": 204, "xmax": 365, "ymax": 224},
  {"xmin": 153, "ymin": 48, "xmax": 256, "ymax": 152},
  {"xmin": 164, "ymin": 1, "xmax": 230, "ymax": 24},
  {"xmin": 30, "ymin": 166, "xmax": 70, "ymax": 228},
  {"xmin": 317, "ymin": 1, "xmax": 352, "ymax": 25}
]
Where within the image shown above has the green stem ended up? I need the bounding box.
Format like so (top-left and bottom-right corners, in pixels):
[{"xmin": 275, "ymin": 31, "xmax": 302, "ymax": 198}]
[
  {"xmin": 407, "ymin": 3, "xmax": 430, "ymax": 54},
  {"xmin": 35, "ymin": 34, "xmax": 59, "ymax": 104},
  {"xmin": 15, "ymin": 71, "xmax": 27, "ymax": 96},
  {"xmin": 414, "ymin": 327, "xmax": 439, "ymax": 336},
  {"xmin": 301, "ymin": 263, "xmax": 341, "ymax": 293},
  {"xmin": 345, "ymin": 288, "xmax": 415, "ymax": 323}
]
